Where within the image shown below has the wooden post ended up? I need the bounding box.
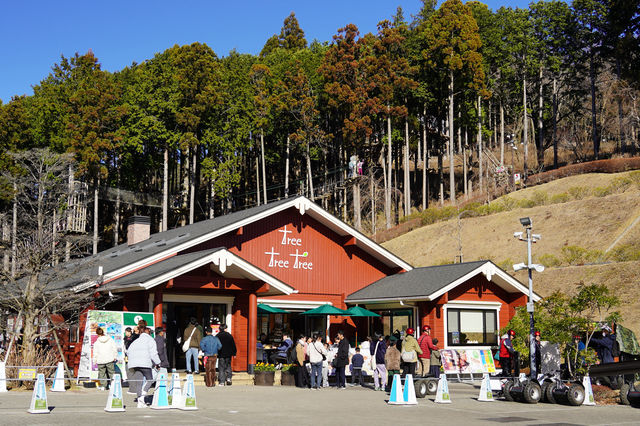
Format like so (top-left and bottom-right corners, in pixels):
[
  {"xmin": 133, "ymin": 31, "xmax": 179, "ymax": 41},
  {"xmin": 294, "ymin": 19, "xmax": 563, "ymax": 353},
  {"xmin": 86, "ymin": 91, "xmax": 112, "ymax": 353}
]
[
  {"xmin": 248, "ymin": 292, "xmax": 257, "ymax": 372},
  {"xmin": 153, "ymin": 287, "xmax": 163, "ymax": 329}
]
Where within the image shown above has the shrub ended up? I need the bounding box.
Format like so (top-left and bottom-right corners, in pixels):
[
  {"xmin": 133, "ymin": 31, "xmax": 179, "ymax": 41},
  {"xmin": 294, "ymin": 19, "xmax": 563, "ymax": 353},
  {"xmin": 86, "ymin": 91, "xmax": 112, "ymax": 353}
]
[
  {"xmin": 497, "ymin": 258, "xmax": 514, "ymax": 271},
  {"xmin": 500, "ymin": 196, "xmax": 519, "ymax": 210},
  {"xmin": 518, "ymin": 198, "xmax": 537, "ymax": 208},
  {"xmin": 592, "ymin": 186, "xmax": 612, "ymax": 197},
  {"xmin": 538, "ymin": 253, "xmax": 562, "ymax": 267},
  {"xmin": 607, "ymin": 244, "xmax": 640, "ymax": 262},
  {"xmin": 531, "ymin": 191, "xmax": 549, "ymax": 206},
  {"xmin": 254, "ymin": 362, "xmax": 276, "ymax": 372},
  {"xmin": 550, "ymin": 192, "xmax": 570, "ymax": 204},
  {"xmin": 568, "ymin": 186, "xmax": 590, "ymax": 200},
  {"xmin": 561, "ymin": 245, "xmax": 605, "ymax": 265}
]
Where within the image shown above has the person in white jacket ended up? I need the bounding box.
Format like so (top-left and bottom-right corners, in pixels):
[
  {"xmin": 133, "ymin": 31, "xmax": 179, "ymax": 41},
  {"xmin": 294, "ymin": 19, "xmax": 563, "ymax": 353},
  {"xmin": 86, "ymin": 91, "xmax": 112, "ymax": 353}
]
[
  {"xmin": 308, "ymin": 334, "xmax": 327, "ymax": 390},
  {"xmin": 126, "ymin": 321, "xmax": 161, "ymax": 406},
  {"xmin": 93, "ymin": 327, "xmax": 118, "ymax": 390}
]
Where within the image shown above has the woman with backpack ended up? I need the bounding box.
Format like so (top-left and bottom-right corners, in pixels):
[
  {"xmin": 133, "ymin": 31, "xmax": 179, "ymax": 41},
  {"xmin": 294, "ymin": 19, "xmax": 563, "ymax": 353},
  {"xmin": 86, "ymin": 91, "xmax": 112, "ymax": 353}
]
[
  {"xmin": 400, "ymin": 328, "xmax": 422, "ymax": 377},
  {"xmin": 308, "ymin": 334, "xmax": 326, "ymax": 390}
]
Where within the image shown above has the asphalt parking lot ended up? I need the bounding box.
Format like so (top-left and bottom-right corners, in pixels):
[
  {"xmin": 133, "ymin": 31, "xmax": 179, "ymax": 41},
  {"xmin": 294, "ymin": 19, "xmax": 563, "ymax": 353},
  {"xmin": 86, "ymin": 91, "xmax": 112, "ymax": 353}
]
[{"xmin": 1, "ymin": 382, "xmax": 639, "ymax": 425}]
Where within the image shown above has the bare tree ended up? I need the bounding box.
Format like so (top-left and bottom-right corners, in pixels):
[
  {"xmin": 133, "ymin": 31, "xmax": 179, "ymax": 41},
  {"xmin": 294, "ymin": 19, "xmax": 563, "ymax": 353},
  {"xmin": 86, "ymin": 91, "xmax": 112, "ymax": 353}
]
[{"xmin": 0, "ymin": 148, "xmax": 103, "ymax": 367}]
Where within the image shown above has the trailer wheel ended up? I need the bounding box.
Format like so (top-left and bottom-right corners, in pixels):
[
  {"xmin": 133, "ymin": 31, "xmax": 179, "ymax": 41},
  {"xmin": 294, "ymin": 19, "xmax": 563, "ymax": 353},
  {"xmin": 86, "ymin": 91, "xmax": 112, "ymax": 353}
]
[
  {"xmin": 503, "ymin": 381, "xmax": 515, "ymax": 402},
  {"xmin": 414, "ymin": 380, "xmax": 428, "ymax": 399},
  {"xmin": 540, "ymin": 381, "xmax": 551, "ymax": 403},
  {"xmin": 620, "ymin": 382, "xmax": 631, "ymax": 405},
  {"xmin": 426, "ymin": 378, "xmax": 438, "ymax": 395},
  {"xmin": 546, "ymin": 382, "xmax": 558, "ymax": 404},
  {"xmin": 567, "ymin": 383, "xmax": 585, "ymax": 406},
  {"xmin": 522, "ymin": 381, "xmax": 541, "ymax": 404}
]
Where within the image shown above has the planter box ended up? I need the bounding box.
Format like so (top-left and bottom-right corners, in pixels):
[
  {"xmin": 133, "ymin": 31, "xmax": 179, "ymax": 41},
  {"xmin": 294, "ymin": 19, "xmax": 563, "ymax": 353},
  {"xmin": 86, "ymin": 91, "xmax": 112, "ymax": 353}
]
[
  {"xmin": 254, "ymin": 371, "xmax": 275, "ymax": 386},
  {"xmin": 281, "ymin": 371, "xmax": 295, "ymax": 386}
]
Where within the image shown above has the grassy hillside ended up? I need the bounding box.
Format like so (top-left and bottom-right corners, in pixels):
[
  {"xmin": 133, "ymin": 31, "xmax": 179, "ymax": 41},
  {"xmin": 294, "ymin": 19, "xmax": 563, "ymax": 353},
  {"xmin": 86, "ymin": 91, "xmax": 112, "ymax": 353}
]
[{"xmin": 382, "ymin": 171, "xmax": 640, "ymax": 333}]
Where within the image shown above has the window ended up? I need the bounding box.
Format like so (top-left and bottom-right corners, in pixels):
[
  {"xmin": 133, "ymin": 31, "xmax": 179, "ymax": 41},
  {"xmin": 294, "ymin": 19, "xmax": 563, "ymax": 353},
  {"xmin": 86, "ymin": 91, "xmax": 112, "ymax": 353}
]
[
  {"xmin": 371, "ymin": 309, "xmax": 414, "ymax": 337},
  {"xmin": 447, "ymin": 308, "xmax": 497, "ymax": 346}
]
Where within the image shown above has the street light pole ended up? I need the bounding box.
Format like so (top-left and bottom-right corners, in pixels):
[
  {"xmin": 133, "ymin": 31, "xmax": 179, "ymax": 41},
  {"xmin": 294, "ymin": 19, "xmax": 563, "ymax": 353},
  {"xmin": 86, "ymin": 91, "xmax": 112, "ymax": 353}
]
[{"xmin": 513, "ymin": 217, "xmax": 543, "ymax": 379}]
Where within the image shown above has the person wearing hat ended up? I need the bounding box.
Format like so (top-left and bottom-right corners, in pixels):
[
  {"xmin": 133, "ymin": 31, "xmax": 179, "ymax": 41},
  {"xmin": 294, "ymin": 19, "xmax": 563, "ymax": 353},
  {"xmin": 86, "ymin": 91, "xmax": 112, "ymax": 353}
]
[
  {"xmin": 499, "ymin": 329, "xmax": 516, "ymax": 377},
  {"xmin": 417, "ymin": 325, "xmax": 438, "ymax": 377},
  {"xmin": 384, "ymin": 335, "xmax": 401, "ymax": 391},
  {"xmin": 590, "ymin": 324, "xmax": 616, "ymax": 364},
  {"xmin": 216, "ymin": 324, "xmax": 237, "ymax": 386},
  {"xmin": 400, "ymin": 328, "xmax": 422, "ymax": 378},
  {"xmin": 533, "ymin": 331, "xmax": 542, "ymax": 374}
]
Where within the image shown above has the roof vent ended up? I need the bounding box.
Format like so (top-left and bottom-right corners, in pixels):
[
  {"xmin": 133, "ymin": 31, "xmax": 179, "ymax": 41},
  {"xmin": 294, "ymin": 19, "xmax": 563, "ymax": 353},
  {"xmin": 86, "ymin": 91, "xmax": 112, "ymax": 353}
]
[{"xmin": 127, "ymin": 216, "xmax": 150, "ymax": 246}]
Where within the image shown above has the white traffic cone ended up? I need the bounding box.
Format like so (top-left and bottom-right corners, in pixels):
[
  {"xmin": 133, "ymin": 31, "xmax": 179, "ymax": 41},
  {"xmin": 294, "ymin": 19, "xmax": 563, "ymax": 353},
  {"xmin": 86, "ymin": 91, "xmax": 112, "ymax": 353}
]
[
  {"xmin": 387, "ymin": 374, "xmax": 404, "ymax": 404},
  {"xmin": 179, "ymin": 374, "xmax": 198, "ymax": 410},
  {"xmin": 478, "ymin": 373, "xmax": 494, "ymax": 402},
  {"xmin": 150, "ymin": 372, "xmax": 170, "ymax": 410},
  {"xmin": 402, "ymin": 374, "xmax": 418, "ymax": 405},
  {"xmin": 50, "ymin": 362, "xmax": 65, "ymax": 392},
  {"xmin": 435, "ymin": 375, "xmax": 452, "ymax": 403},
  {"xmin": 104, "ymin": 374, "xmax": 125, "ymax": 412},
  {"xmin": 170, "ymin": 373, "xmax": 183, "ymax": 409},
  {"xmin": 28, "ymin": 373, "xmax": 50, "ymax": 414},
  {"xmin": 582, "ymin": 375, "xmax": 596, "ymax": 406},
  {"xmin": 0, "ymin": 361, "xmax": 7, "ymax": 393}
]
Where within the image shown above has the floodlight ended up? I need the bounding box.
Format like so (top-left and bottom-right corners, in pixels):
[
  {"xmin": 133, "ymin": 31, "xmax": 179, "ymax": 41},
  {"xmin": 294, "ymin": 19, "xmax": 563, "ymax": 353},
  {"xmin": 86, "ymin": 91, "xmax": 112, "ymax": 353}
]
[
  {"xmin": 513, "ymin": 231, "xmax": 523, "ymax": 238},
  {"xmin": 532, "ymin": 264, "xmax": 545, "ymax": 273},
  {"xmin": 519, "ymin": 217, "xmax": 532, "ymax": 227},
  {"xmin": 532, "ymin": 234, "xmax": 541, "ymax": 240},
  {"xmin": 513, "ymin": 263, "xmax": 526, "ymax": 271}
]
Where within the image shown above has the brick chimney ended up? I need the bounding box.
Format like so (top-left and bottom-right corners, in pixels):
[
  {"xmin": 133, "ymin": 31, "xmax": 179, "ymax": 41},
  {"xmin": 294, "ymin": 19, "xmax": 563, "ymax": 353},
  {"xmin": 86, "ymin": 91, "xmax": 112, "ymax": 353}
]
[{"xmin": 127, "ymin": 216, "xmax": 150, "ymax": 246}]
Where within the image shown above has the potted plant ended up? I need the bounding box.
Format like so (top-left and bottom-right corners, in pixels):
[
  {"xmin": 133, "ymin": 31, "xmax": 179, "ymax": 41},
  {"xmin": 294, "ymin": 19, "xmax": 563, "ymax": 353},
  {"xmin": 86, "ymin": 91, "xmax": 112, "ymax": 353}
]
[
  {"xmin": 280, "ymin": 364, "xmax": 296, "ymax": 386},
  {"xmin": 254, "ymin": 363, "xmax": 276, "ymax": 386}
]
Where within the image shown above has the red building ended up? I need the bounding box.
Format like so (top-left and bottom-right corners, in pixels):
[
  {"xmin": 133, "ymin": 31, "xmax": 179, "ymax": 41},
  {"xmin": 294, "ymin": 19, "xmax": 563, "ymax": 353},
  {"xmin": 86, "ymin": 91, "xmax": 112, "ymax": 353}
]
[{"xmin": 67, "ymin": 196, "xmax": 536, "ymax": 372}]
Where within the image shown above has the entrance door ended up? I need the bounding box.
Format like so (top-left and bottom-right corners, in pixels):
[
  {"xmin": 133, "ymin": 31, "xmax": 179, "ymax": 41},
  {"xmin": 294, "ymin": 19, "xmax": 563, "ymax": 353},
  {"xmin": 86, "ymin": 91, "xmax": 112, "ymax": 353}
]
[{"xmin": 165, "ymin": 302, "xmax": 228, "ymax": 370}]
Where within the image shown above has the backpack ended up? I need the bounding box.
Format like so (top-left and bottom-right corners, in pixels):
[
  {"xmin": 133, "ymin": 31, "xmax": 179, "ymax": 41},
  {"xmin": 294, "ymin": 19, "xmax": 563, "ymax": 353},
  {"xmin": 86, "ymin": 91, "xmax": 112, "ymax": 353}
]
[{"xmin": 286, "ymin": 342, "xmax": 297, "ymax": 364}]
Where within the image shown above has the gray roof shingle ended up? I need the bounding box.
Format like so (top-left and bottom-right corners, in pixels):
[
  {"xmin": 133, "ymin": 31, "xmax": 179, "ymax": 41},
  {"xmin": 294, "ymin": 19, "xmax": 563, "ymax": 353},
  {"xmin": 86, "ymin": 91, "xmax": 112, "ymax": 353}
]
[{"xmin": 346, "ymin": 260, "xmax": 489, "ymax": 302}]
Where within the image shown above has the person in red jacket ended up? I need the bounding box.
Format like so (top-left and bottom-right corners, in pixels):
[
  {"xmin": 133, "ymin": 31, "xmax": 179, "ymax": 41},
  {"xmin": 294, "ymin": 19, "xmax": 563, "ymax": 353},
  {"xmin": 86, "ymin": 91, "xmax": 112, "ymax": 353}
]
[
  {"xmin": 417, "ymin": 325, "xmax": 438, "ymax": 377},
  {"xmin": 500, "ymin": 329, "xmax": 516, "ymax": 377}
]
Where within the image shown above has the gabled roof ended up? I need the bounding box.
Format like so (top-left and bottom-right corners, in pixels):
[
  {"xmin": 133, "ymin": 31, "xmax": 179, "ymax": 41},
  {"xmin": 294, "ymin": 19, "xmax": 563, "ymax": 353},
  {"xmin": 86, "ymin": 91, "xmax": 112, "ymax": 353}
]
[
  {"xmin": 345, "ymin": 260, "xmax": 540, "ymax": 303},
  {"xmin": 93, "ymin": 196, "xmax": 411, "ymax": 287},
  {"xmin": 102, "ymin": 247, "xmax": 295, "ymax": 297}
]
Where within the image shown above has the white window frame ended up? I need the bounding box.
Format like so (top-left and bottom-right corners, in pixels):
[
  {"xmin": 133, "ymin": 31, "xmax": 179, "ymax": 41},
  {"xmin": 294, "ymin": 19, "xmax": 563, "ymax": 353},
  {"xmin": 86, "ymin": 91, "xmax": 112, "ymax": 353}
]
[
  {"xmin": 443, "ymin": 301, "xmax": 501, "ymax": 350},
  {"xmin": 148, "ymin": 294, "xmax": 235, "ymax": 333}
]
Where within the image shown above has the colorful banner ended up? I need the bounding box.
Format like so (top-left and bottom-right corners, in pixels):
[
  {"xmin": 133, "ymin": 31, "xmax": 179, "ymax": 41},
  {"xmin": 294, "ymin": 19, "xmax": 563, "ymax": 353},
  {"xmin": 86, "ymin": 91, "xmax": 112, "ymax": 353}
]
[
  {"xmin": 78, "ymin": 310, "xmax": 154, "ymax": 380},
  {"xmin": 441, "ymin": 349, "xmax": 496, "ymax": 374}
]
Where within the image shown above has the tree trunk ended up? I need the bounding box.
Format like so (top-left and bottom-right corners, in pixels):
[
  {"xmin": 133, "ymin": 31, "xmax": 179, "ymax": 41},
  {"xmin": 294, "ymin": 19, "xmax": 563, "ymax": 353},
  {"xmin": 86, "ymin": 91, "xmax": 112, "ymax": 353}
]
[
  {"xmin": 260, "ymin": 130, "xmax": 267, "ymax": 203},
  {"xmin": 552, "ymin": 77, "xmax": 558, "ymax": 168},
  {"xmin": 523, "ymin": 72, "xmax": 529, "ymax": 180},
  {"xmin": 449, "ymin": 70, "xmax": 455, "ymax": 203},
  {"xmin": 162, "ymin": 145, "xmax": 168, "ymax": 231},
  {"xmin": 189, "ymin": 146, "xmax": 196, "ymax": 225},
  {"xmin": 385, "ymin": 114, "xmax": 392, "ymax": 229},
  {"xmin": 404, "ymin": 115, "xmax": 411, "ymax": 216},
  {"xmin": 353, "ymin": 180, "xmax": 361, "ymax": 231},
  {"xmin": 65, "ymin": 165, "xmax": 73, "ymax": 262},
  {"xmin": 2, "ymin": 215, "xmax": 9, "ymax": 272},
  {"xmin": 370, "ymin": 172, "xmax": 376, "ymax": 234},
  {"xmin": 181, "ymin": 147, "xmax": 189, "ymax": 226},
  {"xmin": 93, "ymin": 178, "xmax": 99, "ymax": 255},
  {"xmin": 438, "ymin": 150, "xmax": 444, "ymax": 206},
  {"xmin": 616, "ymin": 58, "xmax": 625, "ymax": 152},
  {"xmin": 306, "ymin": 142, "xmax": 314, "ymax": 201},
  {"xmin": 477, "ymin": 96, "xmax": 483, "ymax": 192},
  {"xmin": 209, "ymin": 179, "xmax": 215, "ymax": 219},
  {"xmin": 463, "ymin": 127, "xmax": 468, "ymax": 197},
  {"xmin": 285, "ymin": 136, "xmax": 290, "ymax": 198},
  {"xmin": 500, "ymin": 101, "xmax": 505, "ymax": 167},
  {"xmin": 589, "ymin": 52, "xmax": 599, "ymax": 159},
  {"xmin": 422, "ymin": 106, "xmax": 428, "ymax": 211},
  {"xmin": 538, "ymin": 65, "xmax": 544, "ymax": 167},
  {"xmin": 255, "ymin": 155, "xmax": 261, "ymax": 206}
]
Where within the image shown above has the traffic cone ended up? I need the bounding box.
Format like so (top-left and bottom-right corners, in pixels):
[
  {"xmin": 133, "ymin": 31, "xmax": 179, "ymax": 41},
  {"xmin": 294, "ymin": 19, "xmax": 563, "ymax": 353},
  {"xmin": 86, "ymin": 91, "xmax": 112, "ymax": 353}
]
[
  {"xmin": 387, "ymin": 374, "xmax": 403, "ymax": 405},
  {"xmin": 402, "ymin": 374, "xmax": 418, "ymax": 405},
  {"xmin": 104, "ymin": 374, "xmax": 125, "ymax": 412},
  {"xmin": 28, "ymin": 373, "xmax": 50, "ymax": 414},
  {"xmin": 150, "ymin": 372, "xmax": 170, "ymax": 410},
  {"xmin": 434, "ymin": 375, "xmax": 452, "ymax": 403},
  {"xmin": 179, "ymin": 374, "xmax": 198, "ymax": 410},
  {"xmin": 478, "ymin": 373, "xmax": 494, "ymax": 402},
  {"xmin": 50, "ymin": 362, "xmax": 65, "ymax": 392},
  {"xmin": 170, "ymin": 373, "xmax": 183, "ymax": 409},
  {"xmin": 582, "ymin": 375, "xmax": 596, "ymax": 406},
  {"xmin": 0, "ymin": 361, "xmax": 7, "ymax": 393}
]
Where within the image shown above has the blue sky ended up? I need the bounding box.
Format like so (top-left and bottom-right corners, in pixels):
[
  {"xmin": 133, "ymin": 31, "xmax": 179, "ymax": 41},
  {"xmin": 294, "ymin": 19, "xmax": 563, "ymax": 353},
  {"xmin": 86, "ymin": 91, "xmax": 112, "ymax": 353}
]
[{"xmin": 1, "ymin": 0, "xmax": 530, "ymax": 103}]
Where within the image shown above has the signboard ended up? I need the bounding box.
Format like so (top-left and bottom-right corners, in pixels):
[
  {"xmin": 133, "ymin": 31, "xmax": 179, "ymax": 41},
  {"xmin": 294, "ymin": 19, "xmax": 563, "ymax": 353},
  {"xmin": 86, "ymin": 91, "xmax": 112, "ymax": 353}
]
[
  {"xmin": 441, "ymin": 349, "xmax": 496, "ymax": 374},
  {"xmin": 78, "ymin": 310, "xmax": 155, "ymax": 380},
  {"xmin": 264, "ymin": 225, "xmax": 314, "ymax": 271},
  {"xmin": 18, "ymin": 368, "xmax": 36, "ymax": 380},
  {"xmin": 513, "ymin": 173, "xmax": 521, "ymax": 185}
]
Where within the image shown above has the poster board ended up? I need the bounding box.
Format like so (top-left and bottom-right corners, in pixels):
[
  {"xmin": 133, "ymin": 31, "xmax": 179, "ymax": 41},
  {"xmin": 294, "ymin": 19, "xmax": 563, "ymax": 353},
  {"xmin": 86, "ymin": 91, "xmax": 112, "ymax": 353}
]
[
  {"xmin": 441, "ymin": 349, "xmax": 496, "ymax": 374},
  {"xmin": 78, "ymin": 310, "xmax": 155, "ymax": 380}
]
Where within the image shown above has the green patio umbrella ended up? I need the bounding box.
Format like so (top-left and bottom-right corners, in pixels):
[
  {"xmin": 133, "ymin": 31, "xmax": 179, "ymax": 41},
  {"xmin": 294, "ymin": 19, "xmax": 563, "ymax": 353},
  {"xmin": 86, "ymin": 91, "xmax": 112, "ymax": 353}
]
[
  {"xmin": 257, "ymin": 303, "xmax": 289, "ymax": 314},
  {"xmin": 345, "ymin": 306, "xmax": 380, "ymax": 317},
  {"xmin": 300, "ymin": 305, "xmax": 351, "ymax": 316}
]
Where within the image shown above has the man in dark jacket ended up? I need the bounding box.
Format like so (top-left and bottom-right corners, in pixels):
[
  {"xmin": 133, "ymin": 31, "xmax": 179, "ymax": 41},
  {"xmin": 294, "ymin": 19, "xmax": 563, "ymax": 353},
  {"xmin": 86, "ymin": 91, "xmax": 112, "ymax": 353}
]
[
  {"xmin": 154, "ymin": 327, "xmax": 170, "ymax": 369},
  {"xmin": 270, "ymin": 333, "xmax": 293, "ymax": 367},
  {"xmin": 370, "ymin": 334, "xmax": 387, "ymax": 391},
  {"xmin": 590, "ymin": 325, "xmax": 616, "ymax": 364},
  {"xmin": 335, "ymin": 331, "xmax": 349, "ymax": 389},
  {"xmin": 216, "ymin": 324, "xmax": 237, "ymax": 386}
]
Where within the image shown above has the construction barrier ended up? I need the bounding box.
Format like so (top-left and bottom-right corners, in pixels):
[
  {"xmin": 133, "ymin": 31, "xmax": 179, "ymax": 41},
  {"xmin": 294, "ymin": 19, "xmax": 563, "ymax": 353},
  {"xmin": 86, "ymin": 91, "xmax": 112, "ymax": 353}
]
[
  {"xmin": 104, "ymin": 374, "xmax": 125, "ymax": 412},
  {"xmin": 150, "ymin": 372, "xmax": 170, "ymax": 410},
  {"xmin": 387, "ymin": 374, "xmax": 404, "ymax": 405},
  {"xmin": 51, "ymin": 362, "xmax": 66, "ymax": 392},
  {"xmin": 28, "ymin": 373, "xmax": 50, "ymax": 414},
  {"xmin": 402, "ymin": 374, "xmax": 418, "ymax": 405},
  {"xmin": 583, "ymin": 376, "xmax": 596, "ymax": 406},
  {"xmin": 180, "ymin": 374, "xmax": 198, "ymax": 410},
  {"xmin": 169, "ymin": 372, "xmax": 183, "ymax": 408},
  {"xmin": 0, "ymin": 362, "xmax": 7, "ymax": 393},
  {"xmin": 435, "ymin": 375, "xmax": 452, "ymax": 403},
  {"xmin": 478, "ymin": 373, "xmax": 494, "ymax": 402}
]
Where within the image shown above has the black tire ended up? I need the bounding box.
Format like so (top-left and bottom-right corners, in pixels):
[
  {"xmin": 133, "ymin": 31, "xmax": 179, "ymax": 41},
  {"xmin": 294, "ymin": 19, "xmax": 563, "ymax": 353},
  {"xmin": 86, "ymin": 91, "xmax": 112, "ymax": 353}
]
[
  {"xmin": 546, "ymin": 382, "xmax": 558, "ymax": 404},
  {"xmin": 503, "ymin": 381, "xmax": 515, "ymax": 401},
  {"xmin": 620, "ymin": 382, "xmax": 631, "ymax": 405},
  {"xmin": 415, "ymin": 380, "xmax": 428, "ymax": 399},
  {"xmin": 426, "ymin": 378, "xmax": 438, "ymax": 395},
  {"xmin": 540, "ymin": 381, "xmax": 550, "ymax": 403},
  {"xmin": 567, "ymin": 382, "xmax": 585, "ymax": 406},
  {"xmin": 522, "ymin": 381, "xmax": 542, "ymax": 404}
]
